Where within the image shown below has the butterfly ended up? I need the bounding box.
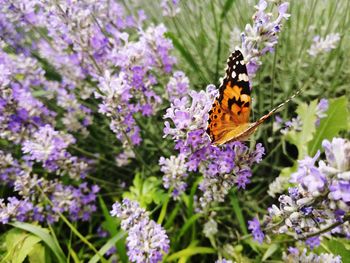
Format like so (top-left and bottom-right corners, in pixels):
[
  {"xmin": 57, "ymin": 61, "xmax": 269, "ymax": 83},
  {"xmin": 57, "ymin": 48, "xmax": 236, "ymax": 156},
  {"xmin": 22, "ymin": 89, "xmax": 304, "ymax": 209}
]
[{"xmin": 206, "ymin": 49, "xmax": 300, "ymax": 146}]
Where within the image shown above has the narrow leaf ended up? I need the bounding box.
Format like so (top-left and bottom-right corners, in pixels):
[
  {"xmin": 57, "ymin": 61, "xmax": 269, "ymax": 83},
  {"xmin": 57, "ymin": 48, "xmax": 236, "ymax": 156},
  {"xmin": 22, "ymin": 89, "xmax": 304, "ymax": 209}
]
[
  {"xmin": 99, "ymin": 196, "xmax": 127, "ymax": 263},
  {"xmin": 230, "ymin": 193, "xmax": 248, "ymax": 235},
  {"xmin": 167, "ymin": 247, "xmax": 215, "ymax": 261},
  {"xmin": 177, "ymin": 214, "xmax": 202, "ymax": 241},
  {"xmin": 221, "ymin": 0, "xmax": 236, "ymax": 19},
  {"xmin": 262, "ymin": 243, "xmax": 279, "ymax": 261},
  {"xmin": 164, "ymin": 32, "xmax": 205, "ymax": 81},
  {"xmin": 88, "ymin": 232, "xmax": 127, "ymax": 263}
]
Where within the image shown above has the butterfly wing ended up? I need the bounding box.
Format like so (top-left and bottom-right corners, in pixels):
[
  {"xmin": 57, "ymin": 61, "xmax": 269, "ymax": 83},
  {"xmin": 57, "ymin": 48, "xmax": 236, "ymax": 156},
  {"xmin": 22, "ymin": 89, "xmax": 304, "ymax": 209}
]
[{"xmin": 206, "ymin": 49, "xmax": 252, "ymax": 145}]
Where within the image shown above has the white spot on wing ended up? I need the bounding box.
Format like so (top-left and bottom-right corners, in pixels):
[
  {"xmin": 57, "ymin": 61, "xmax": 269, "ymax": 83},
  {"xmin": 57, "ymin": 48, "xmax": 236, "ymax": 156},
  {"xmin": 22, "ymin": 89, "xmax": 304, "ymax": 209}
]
[
  {"xmin": 238, "ymin": 73, "xmax": 249, "ymax": 82},
  {"xmin": 231, "ymin": 71, "xmax": 236, "ymax": 78}
]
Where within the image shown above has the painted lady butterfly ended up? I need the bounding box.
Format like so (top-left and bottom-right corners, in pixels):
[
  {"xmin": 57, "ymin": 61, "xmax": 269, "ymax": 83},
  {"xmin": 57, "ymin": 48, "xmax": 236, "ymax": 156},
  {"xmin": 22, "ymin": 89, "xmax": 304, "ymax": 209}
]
[{"xmin": 206, "ymin": 49, "xmax": 300, "ymax": 145}]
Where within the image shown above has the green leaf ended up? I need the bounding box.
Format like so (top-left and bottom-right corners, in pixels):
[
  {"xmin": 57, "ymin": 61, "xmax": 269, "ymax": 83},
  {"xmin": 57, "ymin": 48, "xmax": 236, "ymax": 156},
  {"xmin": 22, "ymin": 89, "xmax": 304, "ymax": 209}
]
[
  {"xmin": 323, "ymin": 238, "xmax": 350, "ymax": 260},
  {"xmin": 308, "ymin": 96, "xmax": 348, "ymax": 156},
  {"xmin": 1, "ymin": 228, "xmax": 41, "ymax": 263},
  {"xmin": 28, "ymin": 243, "xmax": 46, "ymax": 263},
  {"xmin": 284, "ymin": 100, "xmax": 318, "ymax": 158},
  {"xmin": 164, "ymin": 203, "xmax": 181, "ymax": 229},
  {"xmin": 167, "ymin": 247, "xmax": 215, "ymax": 261},
  {"xmin": 88, "ymin": 232, "xmax": 127, "ymax": 263},
  {"xmin": 98, "ymin": 196, "xmax": 127, "ymax": 263},
  {"xmin": 9, "ymin": 222, "xmax": 66, "ymax": 263},
  {"xmin": 164, "ymin": 32, "xmax": 205, "ymax": 81},
  {"xmin": 220, "ymin": 0, "xmax": 236, "ymax": 19},
  {"xmin": 68, "ymin": 247, "xmax": 81, "ymax": 263},
  {"xmin": 123, "ymin": 173, "xmax": 165, "ymax": 207},
  {"xmin": 98, "ymin": 196, "xmax": 118, "ymax": 235},
  {"xmin": 230, "ymin": 193, "xmax": 248, "ymax": 235},
  {"xmin": 176, "ymin": 214, "xmax": 202, "ymax": 241},
  {"xmin": 262, "ymin": 243, "xmax": 279, "ymax": 261}
]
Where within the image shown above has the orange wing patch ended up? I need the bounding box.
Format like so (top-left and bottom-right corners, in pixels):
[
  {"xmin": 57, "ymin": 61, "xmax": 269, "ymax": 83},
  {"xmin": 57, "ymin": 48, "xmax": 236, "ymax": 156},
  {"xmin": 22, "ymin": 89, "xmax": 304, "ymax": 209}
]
[{"xmin": 207, "ymin": 49, "xmax": 253, "ymax": 145}]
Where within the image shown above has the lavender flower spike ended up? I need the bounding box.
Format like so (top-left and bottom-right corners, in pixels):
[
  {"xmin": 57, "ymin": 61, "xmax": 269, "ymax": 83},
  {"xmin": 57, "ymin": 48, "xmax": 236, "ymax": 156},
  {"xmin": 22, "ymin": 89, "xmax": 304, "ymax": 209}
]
[
  {"xmin": 111, "ymin": 199, "xmax": 170, "ymax": 263},
  {"xmin": 240, "ymin": 0, "xmax": 290, "ymax": 78}
]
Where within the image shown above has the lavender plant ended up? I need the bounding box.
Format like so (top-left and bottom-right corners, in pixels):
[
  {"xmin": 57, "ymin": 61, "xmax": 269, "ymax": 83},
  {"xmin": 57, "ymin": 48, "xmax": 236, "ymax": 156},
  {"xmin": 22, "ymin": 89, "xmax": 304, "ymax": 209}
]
[{"xmin": 0, "ymin": 0, "xmax": 349, "ymax": 262}]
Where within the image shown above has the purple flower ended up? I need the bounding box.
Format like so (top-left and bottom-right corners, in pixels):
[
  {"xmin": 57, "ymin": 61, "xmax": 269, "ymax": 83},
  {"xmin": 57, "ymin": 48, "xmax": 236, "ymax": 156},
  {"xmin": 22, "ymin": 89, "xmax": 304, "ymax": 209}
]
[
  {"xmin": 159, "ymin": 154, "xmax": 188, "ymax": 199},
  {"xmin": 166, "ymin": 71, "xmax": 189, "ymax": 101},
  {"xmin": 283, "ymin": 248, "xmax": 341, "ymax": 262},
  {"xmin": 239, "ymin": 1, "xmax": 290, "ymax": 78},
  {"xmin": 264, "ymin": 137, "xmax": 350, "ymax": 242},
  {"xmin": 161, "ymin": 0, "xmax": 181, "ymax": 17},
  {"xmin": 306, "ymin": 236, "xmax": 320, "ymax": 250},
  {"xmin": 308, "ymin": 33, "xmax": 340, "ymax": 57},
  {"xmin": 22, "ymin": 124, "xmax": 74, "ymax": 165},
  {"xmin": 248, "ymin": 217, "xmax": 264, "ymax": 244},
  {"xmin": 291, "ymin": 151, "xmax": 327, "ymax": 193},
  {"xmin": 329, "ymin": 181, "xmax": 350, "ymax": 202},
  {"xmin": 110, "ymin": 199, "xmax": 169, "ymax": 263},
  {"xmin": 315, "ymin": 98, "xmax": 329, "ymax": 126}
]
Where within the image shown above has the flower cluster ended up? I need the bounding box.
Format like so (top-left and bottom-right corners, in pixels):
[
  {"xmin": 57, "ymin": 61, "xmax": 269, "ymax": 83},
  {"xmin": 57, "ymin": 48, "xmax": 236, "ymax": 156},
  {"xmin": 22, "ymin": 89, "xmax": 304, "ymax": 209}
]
[
  {"xmin": 240, "ymin": 0, "xmax": 290, "ymax": 78},
  {"xmin": 159, "ymin": 154, "xmax": 188, "ymax": 199},
  {"xmin": 111, "ymin": 199, "xmax": 170, "ymax": 263},
  {"xmin": 282, "ymin": 247, "xmax": 341, "ymax": 263},
  {"xmin": 94, "ymin": 23, "xmax": 174, "ymax": 153},
  {"xmin": 0, "ymin": 154, "xmax": 99, "ymax": 224},
  {"xmin": 161, "ymin": 85, "xmax": 264, "ymax": 207},
  {"xmin": 264, "ymin": 137, "xmax": 350, "ymax": 242},
  {"xmin": 308, "ymin": 33, "xmax": 340, "ymax": 57},
  {"xmin": 0, "ymin": 51, "xmax": 56, "ymax": 144},
  {"xmin": 166, "ymin": 71, "xmax": 189, "ymax": 102},
  {"xmin": 2, "ymin": 1, "xmax": 178, "ymax": 165},
  {"xmin": 22, "ymin": 124, "xmax": 88, "ymax": 179}
]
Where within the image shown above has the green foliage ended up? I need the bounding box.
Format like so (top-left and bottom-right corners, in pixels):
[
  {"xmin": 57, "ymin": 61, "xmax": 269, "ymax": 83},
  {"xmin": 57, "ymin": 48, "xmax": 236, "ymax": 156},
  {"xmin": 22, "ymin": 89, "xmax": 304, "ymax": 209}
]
[
  {"xmin": 309, "ymin": 96, "xmax": 349, "ymax": 155},
  {"xmin": 8, "ymin": 222, "xmax": 66, "ymax": 263},
  {"xmin": 166, "ymin": 246, "xmax": 215, "ymax": 261},
  {"xmin": 284, "ymin": 100, "xmax": 318, "ymax": 159},
  {"xmin": 0, "ymin": 228, "xmax": 41, "ymax": 263},
  {"xmin": 123, "ymin": 172, "xmax": 166, "ymax": 207},
  {"xmin": 322, "ymin": 239, "xmax": 350, "ymax": 263}
]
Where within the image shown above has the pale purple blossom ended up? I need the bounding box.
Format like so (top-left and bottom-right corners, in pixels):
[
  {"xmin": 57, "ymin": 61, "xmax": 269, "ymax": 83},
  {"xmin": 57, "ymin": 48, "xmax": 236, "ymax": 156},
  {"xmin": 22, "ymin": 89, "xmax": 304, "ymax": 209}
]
[
  {"xmin": 283, "ymin": 248, "xmax": 341, "ymax": 263},
  {"xmin": 110, "ymin": 199, "xmax": 169, "ymax": 263},
  {"xmin": 248, "ymin": 217, "xmax": 265, "ymax": 244},
  {"xmin": 315, "ymin": 98, "xmax": 328, "ymax": 126},
  {"xmin": 239, "ymin": 0, "xmax": 290, "ymax": 78},
  {"xmin": 159, "ymin": 154, "xmax": 188, "ymax": 199},
  {"xmin": 264, "ymin": 137, "xmax": 350, "ymax": 242},
  {"xmin": 308, "ymin": 33, "xmax": 340, "ymax": 57},
  {"xmin": 161, "ymin": 0, "xmax": 181, "ymax": 17}
]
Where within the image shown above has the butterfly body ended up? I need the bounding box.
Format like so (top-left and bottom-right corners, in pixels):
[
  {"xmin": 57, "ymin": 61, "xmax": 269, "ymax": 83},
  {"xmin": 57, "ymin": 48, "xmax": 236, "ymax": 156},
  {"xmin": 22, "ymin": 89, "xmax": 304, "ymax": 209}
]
[{"xmin": 206, "ymin": 49, "xmax": 300, "ymax": 146}]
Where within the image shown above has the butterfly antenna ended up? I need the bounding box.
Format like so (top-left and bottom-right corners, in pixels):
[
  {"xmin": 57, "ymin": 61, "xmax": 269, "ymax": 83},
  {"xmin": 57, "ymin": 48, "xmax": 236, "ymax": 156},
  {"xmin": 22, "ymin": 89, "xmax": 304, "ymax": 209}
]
[{"xmin": 256, "ymin": 88, "xmax": 303, "ymax": 124}]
